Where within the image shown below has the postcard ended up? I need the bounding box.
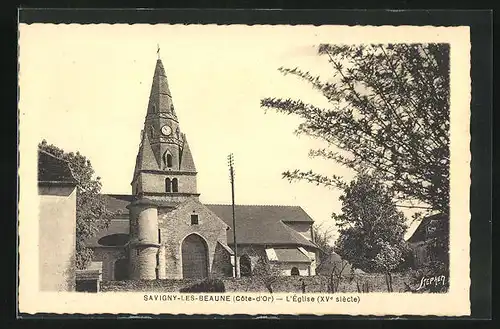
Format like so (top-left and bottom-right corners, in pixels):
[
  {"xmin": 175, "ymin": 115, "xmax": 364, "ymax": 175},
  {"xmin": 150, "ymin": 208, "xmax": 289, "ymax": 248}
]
[{"xmin": 18, "ymin": 23, "xmax": 471, "ymax": 316}]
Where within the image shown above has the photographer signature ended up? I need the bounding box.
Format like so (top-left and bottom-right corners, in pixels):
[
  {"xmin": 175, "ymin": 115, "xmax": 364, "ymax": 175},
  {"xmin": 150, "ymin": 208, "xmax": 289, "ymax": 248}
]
[{"xmin": 416, "ymin": 275, "xmax": 446, "ymax": 291}]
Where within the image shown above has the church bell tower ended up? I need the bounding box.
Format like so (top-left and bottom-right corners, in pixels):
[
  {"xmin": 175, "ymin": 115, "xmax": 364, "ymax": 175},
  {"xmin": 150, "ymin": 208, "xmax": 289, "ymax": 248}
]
[
  {"xmin": 127, "ymin": 51, "xmax": 199, "ymax": 280},
  {"xmin": 131, "ymin": 54, "xmax": 199, "ymax": 203}
]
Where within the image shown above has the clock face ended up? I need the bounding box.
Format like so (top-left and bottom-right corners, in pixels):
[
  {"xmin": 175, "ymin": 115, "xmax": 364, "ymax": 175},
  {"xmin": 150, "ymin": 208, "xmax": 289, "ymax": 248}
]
[{"xmin": 161, "ymin": 125, "xmax": 172, "ymax": 136}]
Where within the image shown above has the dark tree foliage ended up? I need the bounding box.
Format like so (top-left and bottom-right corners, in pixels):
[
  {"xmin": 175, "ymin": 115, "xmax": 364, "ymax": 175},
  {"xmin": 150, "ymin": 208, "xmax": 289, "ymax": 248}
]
[
  {"xmin": 312, "ymin": 224, "xmax": 335, "ymax": 273},
  {"xmin": 39, "ymin": 140, "xmax": 114, "ymax": 269},
  {"xmin": 261, "ymin": 43, "xmax": 450, "ymax": 215},
  {"xmin": 333, "ymin": 173, "xmax": 409, "ymax": 291}
]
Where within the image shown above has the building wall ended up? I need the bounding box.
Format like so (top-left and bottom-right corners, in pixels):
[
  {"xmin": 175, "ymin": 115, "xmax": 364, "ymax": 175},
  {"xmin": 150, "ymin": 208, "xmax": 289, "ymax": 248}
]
[
  {"xmin": 211, "ymin": 243, "xmax": 233, "ymax": 278},
  {"xmin": 276, "ymin": 262, "xmax": 311, "ymax": 276},
  {"xmin": 91, "ymin": 248, "xmax": 127, "ymax": 281},
  {"xmin": 38, "ymin": 185, "xmax": 77, "ymax": 291},
  {"xmin": 236, "ymin": 246, "xmax": 315, "ymax": 277},
  {"xmin": 298, "ymin": 246, "xmax": 318, "ymax": 276},
  {"xmin": 159, "ymin": 198, "xmax": 228, "ymax": 279},
  {"xmin": 129, "ymin": 205, "xmax": 159, "ymax": 280},
  {"xmin": 237, "ymin": 245, "xmax": 267, "ymax": 274},
  {"xmin": 132, "ymin": 175, "xmax": 142, "ymax": 195},
  {"xmin": 141, "ymin": 172, "xmax": 197, "ymax": 195},
  {"xmin": 409, "ymin": 241, "xmax": 429, "ymax": 267}
]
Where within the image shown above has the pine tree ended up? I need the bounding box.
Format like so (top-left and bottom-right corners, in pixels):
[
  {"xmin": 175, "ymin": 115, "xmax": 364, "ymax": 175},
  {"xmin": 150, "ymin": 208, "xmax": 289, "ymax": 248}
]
[{"xmin": 261, "ymin": 43, "xmax": 450, "ymax": 216}]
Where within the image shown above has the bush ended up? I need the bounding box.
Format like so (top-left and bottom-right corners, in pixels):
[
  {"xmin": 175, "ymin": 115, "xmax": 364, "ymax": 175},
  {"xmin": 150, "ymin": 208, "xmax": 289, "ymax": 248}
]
[{"xmin": 179, "ymin": 278, "xmax": 226, "ymax": 293}]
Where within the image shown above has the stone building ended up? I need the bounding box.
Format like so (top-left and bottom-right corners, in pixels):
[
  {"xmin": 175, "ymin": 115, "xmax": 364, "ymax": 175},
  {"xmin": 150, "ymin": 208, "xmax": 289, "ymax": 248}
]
[
  {"xmin": 38, "ymin": 150, "xmax": 78, "ymax": 291},
  {"xmin": 407, "ymin": 213, "xmax": 449, "ymax": 267},
  {"xmin": 85, "ymin": 57, "xmax": 320, "ymax": 281}
]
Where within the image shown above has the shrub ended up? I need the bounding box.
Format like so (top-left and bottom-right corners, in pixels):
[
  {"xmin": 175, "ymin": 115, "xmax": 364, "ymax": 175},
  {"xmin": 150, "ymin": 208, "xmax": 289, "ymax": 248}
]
[{"xmin": 179, "ymin": 278, "xmax": 226, "ymax": 293}]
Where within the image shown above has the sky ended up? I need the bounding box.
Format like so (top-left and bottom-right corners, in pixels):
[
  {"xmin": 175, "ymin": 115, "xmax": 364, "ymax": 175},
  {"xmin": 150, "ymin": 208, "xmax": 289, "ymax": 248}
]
[{"xmin": 19, "ymin": 24, "xmax": 433, "ymax": 241}]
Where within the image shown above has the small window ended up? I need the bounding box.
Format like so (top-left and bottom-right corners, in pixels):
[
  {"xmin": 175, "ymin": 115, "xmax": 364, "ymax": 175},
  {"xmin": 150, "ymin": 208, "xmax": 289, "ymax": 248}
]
[
  {"xmin": 152, "ymin": 105, "xmax": 156, "ymax": 113},
  {"xmin": 191, "ymin": 214, "xmax": 199, "ymax": 225},
  {"xmin": 158, "ymin": 229, "xmax": 161, "ymax": 244},
  {"xmin": 172, "ymin": 178, "xmax": 178, "ymax": 192},
  {"xmin": 291, "ymin": 267, "xmax": 300, "ymax": 276},
  {"xmin": 165, "ymin": 178, "xmax": 172, "ymax": 192}
]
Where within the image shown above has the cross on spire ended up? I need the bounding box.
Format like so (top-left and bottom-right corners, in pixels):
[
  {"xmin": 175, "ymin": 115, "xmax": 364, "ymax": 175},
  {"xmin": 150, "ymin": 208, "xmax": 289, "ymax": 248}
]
[{"xmin": 157, "ymin": 44, "xmax": 160, "ymax": 59}]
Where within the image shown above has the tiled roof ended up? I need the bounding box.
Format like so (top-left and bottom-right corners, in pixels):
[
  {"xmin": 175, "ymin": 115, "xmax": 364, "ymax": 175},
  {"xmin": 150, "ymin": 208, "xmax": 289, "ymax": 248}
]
[
  {"xmin": 179, "ymin": 135, "xmax": 196, "ymax": 172},
  {"xmin": 85, "ymin": 219, "xmax": 129, "ymax": 247},
  {"xmin": 103, "ymin": 194, "xmax": 135, "ymax": 214},
  {"xmin": 38, "ymin": 150, "xmax": 78, "ymax": 184},
  {"xmin": 407, "ymin": 213, "xmax": 448, "ymax": 243},
  {"xmin": 206, "ymin": 204, "xmax": 314, "ymax": 223},
  {"xmin": 273, "ymin": 248, "xmax": 311, "ymax": 263},
  {"xmin": 206, "ymin": 204, "xmax": 317, "ymax": 249},
  {"xmin": 88, "ymin": 197, "xmax": 318, "ymax": 250}
]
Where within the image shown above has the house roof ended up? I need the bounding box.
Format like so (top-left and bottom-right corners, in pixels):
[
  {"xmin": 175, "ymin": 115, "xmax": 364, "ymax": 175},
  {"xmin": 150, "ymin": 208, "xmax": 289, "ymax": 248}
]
[
  {"xmin": 88, "ymin": 196, "xmax": 318, "ymax": 250},
  {"xmin": 206, "ymin": 204, "xmax": 314, "ymax": 224},
  {"xmin": 206, "ymin": 204, "xmax": 317, "ymax": 249},
  {"xmin": 103, "ymin": 194, "xmax": 135, "ymax": 214},
  {"xmin": 273, "ymin": 248, "xmax": 311, "ymax": 263},
  {"xmin": 85, "ymin": 219, "xmax": 129, "ymax": 248},
  {"xmin": 38, "ymin": 150, "xmax": 78, "ymax": 185},
  {"xmin": 407, "ymin": 213, "xmax": 448, "ymax": 243}
]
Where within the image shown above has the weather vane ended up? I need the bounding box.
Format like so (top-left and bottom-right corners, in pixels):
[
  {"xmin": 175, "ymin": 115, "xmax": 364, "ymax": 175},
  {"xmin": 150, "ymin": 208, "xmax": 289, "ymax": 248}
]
[{"xmin": 157, "ymin": 44, "xmax": 160, "ymax": 59}]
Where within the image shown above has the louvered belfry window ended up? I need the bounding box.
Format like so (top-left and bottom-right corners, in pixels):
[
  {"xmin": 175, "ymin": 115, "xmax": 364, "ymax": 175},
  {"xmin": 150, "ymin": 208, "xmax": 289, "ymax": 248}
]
[{"xmin": 165, "ymin": 178, "xmax": 172, "ymax": 192}]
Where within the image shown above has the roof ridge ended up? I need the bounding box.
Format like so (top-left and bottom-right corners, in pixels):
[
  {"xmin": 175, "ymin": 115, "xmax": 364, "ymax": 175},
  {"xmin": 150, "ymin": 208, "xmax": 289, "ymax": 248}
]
[
  {"xmin": 38, "ymin": 149, "xmax": 79, "ymax": 183},
  {"xmin": 39, "ymin": 149, "xmax": 64, "ymax": 161},
  {"xmin": 206, "ymin": 203, "xmax": 301, "ymax": 207},
  {"xmin": 103, "ymin": 193, "xmax": 133, "ymax": 197}
]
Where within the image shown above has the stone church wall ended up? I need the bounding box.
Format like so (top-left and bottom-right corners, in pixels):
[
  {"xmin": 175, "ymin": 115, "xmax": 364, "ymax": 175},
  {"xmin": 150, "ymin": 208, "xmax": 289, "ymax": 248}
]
[
  {"xmin": 159, "ymin": 198, "xmax": 229, "ymax": 279},
  {"xmin": 275, "ymin": 262, "xmax": 311, "ymax": 276},
  {"xmin": 92, "ymin": 247, "xmax": 127, "ymax": 281},
  {"xmin": 211, "ymin": 243, "xmax": 233, "ymax": 278},
  {"xmin": 141, "ymin": 172, "xmax": 197, "ymax": 195}
]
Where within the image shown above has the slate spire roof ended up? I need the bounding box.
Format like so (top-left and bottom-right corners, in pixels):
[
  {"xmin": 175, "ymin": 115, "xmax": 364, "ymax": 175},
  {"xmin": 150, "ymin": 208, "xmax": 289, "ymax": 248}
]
[
  {"xmin": 148, "ymin": 58, "xmax": 175, "ymax": 117},
  {"xmin": 132, "ymin": 128, "xmax": 160, "ymax": 179},
  {"xmin": 179, "ymin": 134, "xmax": 196, "ymax": 172}
]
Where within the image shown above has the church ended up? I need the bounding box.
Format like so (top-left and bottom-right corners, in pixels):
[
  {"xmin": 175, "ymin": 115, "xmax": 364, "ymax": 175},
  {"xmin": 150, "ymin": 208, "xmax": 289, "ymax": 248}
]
[{"xmin": 85, "ymin": 56, "xmax": 320, "ymax": 281}]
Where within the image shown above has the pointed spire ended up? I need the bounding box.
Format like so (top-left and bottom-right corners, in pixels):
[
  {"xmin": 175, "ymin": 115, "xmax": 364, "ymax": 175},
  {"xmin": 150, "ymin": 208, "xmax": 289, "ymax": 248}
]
[
  {"xmin": 146, "ymin": 56, "xmax": 175, "ymax": 117},
  {"xmin": 155, "ymin": 58, "xmax": 171, "ymax": 97},
  {"xmin": 179, "ymin": 134, "xmax": 197, "ymax": 172}
]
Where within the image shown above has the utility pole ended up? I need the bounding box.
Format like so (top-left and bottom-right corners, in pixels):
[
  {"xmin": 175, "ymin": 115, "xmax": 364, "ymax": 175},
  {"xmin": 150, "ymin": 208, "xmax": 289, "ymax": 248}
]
[{"xmin": 228, "ymin": 153, "xmax": 240, "ymax": 278}]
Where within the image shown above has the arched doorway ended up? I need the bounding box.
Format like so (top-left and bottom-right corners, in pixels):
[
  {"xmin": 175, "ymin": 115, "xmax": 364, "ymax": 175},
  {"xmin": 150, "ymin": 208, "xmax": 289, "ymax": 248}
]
[
  {"xmin": 114, "ymin": 258, "xmax": 129, "ymax": 281},
  {"xmin": 181, "ymin": 234, "xmax": 208, "ymax": 279},
  {"xmin": 240, "ymin": 254, "xmax": 252, "ymax": 277},
  {"xmin": 291, "ymin": 267, "xmax": 300, "ymax": 276}
]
